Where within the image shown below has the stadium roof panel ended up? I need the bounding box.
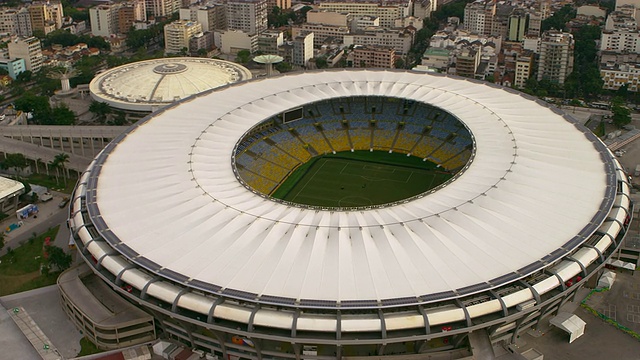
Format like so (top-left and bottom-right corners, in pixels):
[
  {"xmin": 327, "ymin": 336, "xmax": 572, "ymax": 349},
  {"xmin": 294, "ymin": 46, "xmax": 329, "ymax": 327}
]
[{"xmin": 91, "ymin": 70, "xmax": 614, "ymax": 305}]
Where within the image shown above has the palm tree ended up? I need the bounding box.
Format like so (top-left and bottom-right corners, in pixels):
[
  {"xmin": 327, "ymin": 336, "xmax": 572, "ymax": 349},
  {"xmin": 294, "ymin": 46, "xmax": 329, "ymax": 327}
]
[
  {"xmin": 49, "ymin": 159, "xmax": 60, "ymax": 186},
  {"xmin": 53, "ymin": 153, "xmax": 70, "ymax": 187}
]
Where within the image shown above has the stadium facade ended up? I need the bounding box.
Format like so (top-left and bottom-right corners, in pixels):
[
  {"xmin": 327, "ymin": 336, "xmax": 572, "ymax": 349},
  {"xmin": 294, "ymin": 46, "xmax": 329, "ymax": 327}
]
[{"xmin": 67, "ymin": 70, "xmax": 632, "ymax": 359}]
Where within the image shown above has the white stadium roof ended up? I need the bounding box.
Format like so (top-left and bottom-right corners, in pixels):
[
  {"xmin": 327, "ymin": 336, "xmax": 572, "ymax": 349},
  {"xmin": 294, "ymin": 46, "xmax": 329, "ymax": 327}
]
[
  {"xmin": 89, "ymin": 57, "xmax": 252, "ymax": 112},
  {"xmin": 91, "ymin": 70, "xmax": 613, "ymax": 304}
]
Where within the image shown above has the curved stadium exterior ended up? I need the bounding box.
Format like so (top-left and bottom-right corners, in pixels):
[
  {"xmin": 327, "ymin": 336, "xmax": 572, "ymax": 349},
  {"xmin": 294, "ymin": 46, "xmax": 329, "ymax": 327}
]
[{"xmin": 67, "ymin": 70, "xmax": 632, "ymax": 359}]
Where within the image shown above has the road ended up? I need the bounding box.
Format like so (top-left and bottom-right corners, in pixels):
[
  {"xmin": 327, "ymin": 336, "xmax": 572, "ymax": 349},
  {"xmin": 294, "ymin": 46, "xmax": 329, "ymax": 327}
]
[{"xmin": 1, "ymin": 204, "xmax": 68, "ymax": 257}]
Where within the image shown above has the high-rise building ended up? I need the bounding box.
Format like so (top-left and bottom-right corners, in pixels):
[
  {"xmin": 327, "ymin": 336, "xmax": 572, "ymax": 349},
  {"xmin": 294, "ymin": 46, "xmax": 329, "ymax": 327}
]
[
  {"xmin": 179, "ymin": 3, "xmax": 226, "ymax": 32},
  {"xmin": 8, "ymin": 36, "xmax": 43, "ymax": 72},
  {"xmin": 353, "ymin": 45, "xmax": 395, "ymax": 68},
  {"xmin": 0, "ymin": 9, "xmax": 18, "ymax": 35},
  {"xmin": 292, "ymin": 31, "xmax": 313, "ymax": 67},
  {"xmin": 90, "ymin": 4, "xmax": 116, "ymax": 37},
  {"xmin": 146, "ymin": 0, "xmax": 182, "ymax": 17},
  {"xmin": 514, "ymin": 50, "xmax": 534, "ymax": 89},
  {"xmin": 463, "ymin": 0, "xmax": 495, "ymax": 35},
  {"xmin": 343, "ymin": 28, "xmax": 414, "ymax": 55},
  {"xmin": 526, "ymin": 11, "xmax": 542, "ymax": 37},
  {"xmin": 90, "ymin": 1, "xmax": 146, "ymax": 37},
  {"xmin": 164, "ymin": 20, "xmax": 203, "ymax": 54},
  {"xmin": 28, "ymin": 1, "xmax": 64, "ymax": 35},
  {"xmin": 507, "ymin": 10, "xmax": 527, "ymax": 41},
  {"xmin": 318, "ymin": 2, "xmax": 407, "ymax": 28},
  {"xmin": 537, "ymin": 30, "xmax": 574, "ymax": 84},
  {"xmin": 16, "ymin": 8, "xmax": 33, "ymax": 37},
  {"xmin": 267, "ymin": 0, "xmax": 291, "ymax": 11},
  {"xmin": 455, "ymin": 47, "xmax": 480, "ymax": 78},
  {"xmin": 226, "ymin": 0, "xmax": 267, "ymax": 35},
  {"xmin": 257, "ymin": 30, "xmax": 283, "ymax": 54}
]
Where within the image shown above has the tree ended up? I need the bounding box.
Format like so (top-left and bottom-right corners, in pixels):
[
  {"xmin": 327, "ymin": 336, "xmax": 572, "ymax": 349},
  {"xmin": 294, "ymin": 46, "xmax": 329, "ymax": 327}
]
[
  {"xmin": 235, "ymin": 50, "xmax": 251, "ymax": 64},
  {"xmin": 315, "ymin": 57, "xmax": 328, "ymax": 69},
  {"xmin": 89, "ymin": 101, "xmax": 112, "ymax": 123},
  {"xmin": 45, "ymin": 245, "xmax": 72, "ymax": 272},
  {"xmin": 612, "ymin": 97, "xmax": 631, "ymax": 128},
  {"xmin": 16, "ymin": 70, "xmax": 32, "ymax": 83},
  {"xmin": 541, "ymin": 4, "xmax": 576, "ymax": 32},
  {"xmin": 394, "ymin": 57, "xmax": 405, "ymax": 69},
  {"xmin": 276, "ymin": 62, "xmax": 292, "ymax": 73},
  {"xmin": 50, "ymin": 104, "xmax": 76, "ymax": 125},
  {"xmin": 1, "ymin": 153, "xmax": 29, "ymax": 177},
  {"xmin": 51, "ymin": 153, "xmax": 70, "ymax": 186}
]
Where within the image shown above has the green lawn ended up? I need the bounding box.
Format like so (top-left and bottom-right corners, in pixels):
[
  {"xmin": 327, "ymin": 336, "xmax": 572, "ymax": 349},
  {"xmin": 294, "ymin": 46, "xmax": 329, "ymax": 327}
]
[
  {"xmin": 0, "ymin": 226, "xmax": 61, "ymax": 296},
  {"xmin": 25, "ymin": 173, "xmax": 77, "ymax": 194},
  {"xmin": 272, "ymin": 151, "xmax": 452, "ymax": 207},
  {"xmin": 77, "ymin": 337, "xmax": 102, "ymax": 356}
]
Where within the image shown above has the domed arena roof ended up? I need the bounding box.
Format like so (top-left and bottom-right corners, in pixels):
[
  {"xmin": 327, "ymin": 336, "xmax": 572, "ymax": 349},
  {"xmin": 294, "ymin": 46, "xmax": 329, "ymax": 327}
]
[
  {"xmin": 89, "ymin": 57, "xmax": 252, "ymax": 112},
  {"xmin": 84, "ymin": 69, "xmax": 617, "ymax": 305}
]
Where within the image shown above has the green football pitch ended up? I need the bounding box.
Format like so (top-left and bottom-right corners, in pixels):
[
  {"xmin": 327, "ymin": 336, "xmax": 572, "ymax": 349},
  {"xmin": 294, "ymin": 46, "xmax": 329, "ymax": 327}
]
[{"xmin": 271, "ymin": 151, "xmax": 452, "ymax": 207}]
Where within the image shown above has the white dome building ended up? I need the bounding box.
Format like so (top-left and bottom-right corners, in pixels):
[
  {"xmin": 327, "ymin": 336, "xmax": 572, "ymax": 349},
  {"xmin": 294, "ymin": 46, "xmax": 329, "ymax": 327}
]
[
  {"xmin": 89, "ymin": 57, "xmax": 252, "ymax": 112},
  {"xmin": 68, "ymin": 70, "xmax": 632, "ymax": 359}
]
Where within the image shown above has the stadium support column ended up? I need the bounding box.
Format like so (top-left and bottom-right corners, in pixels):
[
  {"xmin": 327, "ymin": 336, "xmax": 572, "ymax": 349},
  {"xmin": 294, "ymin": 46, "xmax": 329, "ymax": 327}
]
[
  {"xmin": 292, "ymin": 343, "xmax": 302, "ymax": 360},
  {"xmin": 247, "ymin": 304, "xmax": 263, "ymax": 360},
  {"xmin": 377, "ymin": 309, "xmax": 387, "ymax": 356}
]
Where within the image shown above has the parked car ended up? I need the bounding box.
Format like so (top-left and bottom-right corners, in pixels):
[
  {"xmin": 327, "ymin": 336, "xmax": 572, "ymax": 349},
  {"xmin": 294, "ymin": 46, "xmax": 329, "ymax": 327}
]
[
  {"xmin": 58, "ymin": 197, "xmax": 70, "ymax": 208},
  {"xmin": 40, "ymin": 192, "xmax": 53, "ymax": 202}
]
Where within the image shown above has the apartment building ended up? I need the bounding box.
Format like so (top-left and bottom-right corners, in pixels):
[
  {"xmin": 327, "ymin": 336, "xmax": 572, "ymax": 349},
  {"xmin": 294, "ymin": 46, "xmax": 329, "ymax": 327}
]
[
  {"xmin": 293, "ymin": 23, "xmax": 350, "ymax": 47},
  {"xmin": 537, "ymin": 30, "xmax": 574, "ymax": 84},
  {"xmin": 8, "ymin": 36, "xmax": 43, "ymax": 72},
  {"xmin": 226, "ymin": 0, "xmax": 267, "ymax": 35},
  {"xmin": 292, "ymin": 31, "xmax": 313, "ymax": 67},
  {"xmin": 164, "ymin": 20, "xmax": 203, "ymax": 54},
  {"xmin": 514, "ymin": 50, "xmax": 534, "ymax": 89},
  {"xmin": 215, "ymin": 29, "xmax": 258, "ymax": 53},
  {"xmin": 29, "ymin": 1, "xmax": 63, "ymax": 35},
  {"xmin": 318, "ymin": 2, "xmax": 409, "ymax": 28},
  {"xmin": 455, "ymin": 47, "xmax": 480, "ymax": 77},
  {"xmin": 89, "ymin": 4, "xmax": 116, "ymax": 37},
  {"xmin": 0, "ymin": 58, "xmax": 26, "ymax": 79},
  {"xmin": 353, "ymin": 45, "xmax": 395, "ymax": 68},
  {"xmin": 257, "ymin": 29, "xmax": 283, "ymax": 54},
  {"xmin": 267, "ymin": 0, "xmax": 291, "ymax": 10},
  {"xmin": 146, "ymin": 0, "xmax": 181, "ymax": 17},
  {"xmin": 463, "ymin": 0, "xmax": 495, "ymax": 35},
  {"xmin": 344, "ymin": 27, "xmax": 414, "ymax": 55},
  {"xmin": 180, "ymin": 3, "xmax": 226, "ymax": 32},
  {"xmin": 601, "ymin": 62, "xmax": 640, "ymax": 92},
  {"xmin": 90, "ymin": 1, "xmax": 145, "ymax": 37}
]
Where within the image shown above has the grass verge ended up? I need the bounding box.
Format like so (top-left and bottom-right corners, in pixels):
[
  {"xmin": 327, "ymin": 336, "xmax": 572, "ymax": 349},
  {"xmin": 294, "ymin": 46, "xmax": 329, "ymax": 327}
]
[
  {"xmin": 77, "ymin": 337, "xmax": 102, "ymax": 356},
  {"xmin": 0, "ymin": 226, "xmax": 61, "ymax": 296}
]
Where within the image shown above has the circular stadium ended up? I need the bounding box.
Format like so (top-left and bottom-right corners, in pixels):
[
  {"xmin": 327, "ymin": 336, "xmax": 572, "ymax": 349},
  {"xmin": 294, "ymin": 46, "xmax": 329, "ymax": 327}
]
[
  {"xmin": 88, "ymin": 57, "xmax": 252, "ymax": 112},
  {"xmin": 67, "ymin": 70, "xmax": 632, "ymax": 359}
]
